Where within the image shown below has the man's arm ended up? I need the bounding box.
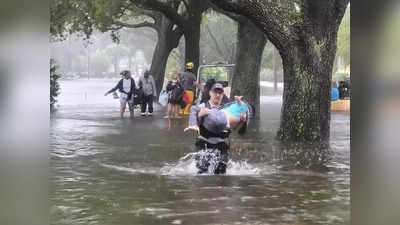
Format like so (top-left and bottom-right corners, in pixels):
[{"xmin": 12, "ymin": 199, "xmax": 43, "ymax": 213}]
[
  {"xmin": 184, "ymin": 103, "xmax": 208, "ymax": 132},
  {"xmin": 188, "ymin": 105, "xmax": 201, "ymax": 127}
]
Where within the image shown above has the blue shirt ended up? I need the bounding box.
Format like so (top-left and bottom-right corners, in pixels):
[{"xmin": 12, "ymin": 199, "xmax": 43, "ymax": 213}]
[
  {"xmin": 331, "ymin": 88, "xmax": 339, "ymax": 101},
  {"xmin": 223, "ymin": 102, "xmax": 248, "ymax": 118}
]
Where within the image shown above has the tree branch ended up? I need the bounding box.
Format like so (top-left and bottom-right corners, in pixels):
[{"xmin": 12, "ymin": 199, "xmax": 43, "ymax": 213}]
[
  {"xmin": 132, "ymin": 0, "xmax": 186, "ymax": 29},
  {"xmin": 209, "ymin": 0, "xmax": 296, "ymax": 52},
  {"xmin": 114, "ymin": 21, "xmax": 157, "ymax": 30},
  {"xmin": 140, "ymin": 9, "xmax": 162, "ymax": 22},
  {"xmin": 171, "ymin": 26, "xmax": 184, "ymax": 46}
]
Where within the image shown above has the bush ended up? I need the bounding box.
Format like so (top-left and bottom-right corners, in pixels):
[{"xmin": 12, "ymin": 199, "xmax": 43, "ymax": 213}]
[{"xmin": 50, "ymin": 59, "xmax": 61, "ymax": 108}]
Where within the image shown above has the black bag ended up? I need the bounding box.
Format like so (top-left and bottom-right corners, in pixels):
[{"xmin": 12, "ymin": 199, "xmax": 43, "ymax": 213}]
[
  {"xmin": 170, "ymin": 85, "xmax": 184, "ymax": 102},
  {"xmin": 133, "ymin": 88, "xmax": 144, "ymax": 105}
]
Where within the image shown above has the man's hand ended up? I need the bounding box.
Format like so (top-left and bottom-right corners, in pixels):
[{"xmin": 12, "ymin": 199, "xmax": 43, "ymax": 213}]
[
  {"xmin": 198, "ymin": 107, "xmax": 211, "ymax": 118},
  {"xmin": 184, "ymin": 125, "xmax": 199, "ymax": 133}
]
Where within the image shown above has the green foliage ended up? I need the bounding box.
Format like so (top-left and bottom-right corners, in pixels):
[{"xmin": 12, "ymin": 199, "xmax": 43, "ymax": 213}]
[
  {"xmin": 50, "ymin": 59, "xmax": 61, "ymax": 107},
  {"xmin": 200, "ymin": 12, "xmax": 237, "ymax": 64},
  {"xmin": 262, "ymin": 42, "xmax": 279, "ymax": 68},
  {"xmin": 50, "ymin": 0, "xmax": 144, "ymax": 40},
  {"xmin": 333, "ymin": 72, "xmax": 349, "ymax": 81},
  {"xmin": 334, "ymin": 5, "xmax": 350, "ymax": 74},
  {"xmin": 199, "ymin": 67, "xmax": 228, "ymax": 83},
  {"xmin": 261, "ymin": 42, "xmax": 283, "ymax": 81},
  {"xmin": 166, "ymin": 56, "xmax": 180, "ymax": 76}
]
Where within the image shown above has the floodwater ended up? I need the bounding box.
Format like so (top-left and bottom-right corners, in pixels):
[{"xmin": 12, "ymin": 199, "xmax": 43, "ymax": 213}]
[{"xmin": 50, "ymin": 79, "xmax": 350, "ymax": 225}]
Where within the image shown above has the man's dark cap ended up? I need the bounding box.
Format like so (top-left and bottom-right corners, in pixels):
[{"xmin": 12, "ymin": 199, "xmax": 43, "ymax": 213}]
[{"xmin": 211, "ymin": 83, "xmax": 224, "ymax": 92}]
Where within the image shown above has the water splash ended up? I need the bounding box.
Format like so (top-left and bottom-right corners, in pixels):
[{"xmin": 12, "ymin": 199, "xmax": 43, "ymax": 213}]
[
  {"xmin": 161, "ymin": 150, "xmax": 263, "ymax": 176},
  {"xmin": 100, "ymin": 150, "xmax": 269, "ymax": 176}
]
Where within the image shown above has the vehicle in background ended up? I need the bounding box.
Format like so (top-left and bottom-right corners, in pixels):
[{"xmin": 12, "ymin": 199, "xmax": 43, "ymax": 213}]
[{"xmin": 196, "ymin": 63, "xmax": 235, "ymax": 98}]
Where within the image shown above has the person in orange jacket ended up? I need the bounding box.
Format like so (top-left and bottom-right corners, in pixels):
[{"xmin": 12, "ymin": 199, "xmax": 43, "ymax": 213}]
[{"xmin": 178, "ymin": 62, "xmax": 200, "ymax": 115}]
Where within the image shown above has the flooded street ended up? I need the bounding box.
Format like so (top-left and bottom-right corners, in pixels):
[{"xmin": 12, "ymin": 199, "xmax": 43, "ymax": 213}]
[{"xmin": 50, "ymin": 79, "xmax": 350, "ymax": 225}]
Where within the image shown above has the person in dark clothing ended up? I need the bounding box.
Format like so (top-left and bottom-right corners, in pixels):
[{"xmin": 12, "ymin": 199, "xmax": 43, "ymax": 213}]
[
  {"xmin": 338, "ymin": 79, "xmax": 351, "ymax": 99},
  {"xmin": 138, "ymin": 70, "xmax": 157, "ymax": 116},
  {"xmin": 184, "ymin": 83, "xmax": 249, "ymax": 174},
  {"xmin": 165, "ymin": 71, "xmax": 184, "ymax": 118},
  {"xmin": 104, "ymin": 70, "xmax": 136, "ymax": 118}
]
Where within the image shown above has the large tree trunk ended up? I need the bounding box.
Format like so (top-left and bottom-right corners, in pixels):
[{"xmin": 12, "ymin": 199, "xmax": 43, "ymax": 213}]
[
  {"xmin": 230, "ymin": 19, "xmax": 266, "ymax": 118},
  {"xmin": 149, "ymin": 39, "xmax": 170, "ymax": 94},
  {"xmin": 149, "ymin": 16, "xmax": 183, "ymax": 95},
  {"xmin": 208, "ymin": 0, "xmax": 348, "ymax": 169},
  {"xmin": 277, "ymin": 29, "xmax": 338, "ymax": 162},
  {"xmin": 183, "ymin": 18, "xmax": 201, "ymax": 74}
]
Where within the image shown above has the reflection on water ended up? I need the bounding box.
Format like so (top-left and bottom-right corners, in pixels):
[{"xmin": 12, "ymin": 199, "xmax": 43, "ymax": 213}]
[{"xmin": 50, "ymin": 79, "xmax": 350, "ymax": 225}]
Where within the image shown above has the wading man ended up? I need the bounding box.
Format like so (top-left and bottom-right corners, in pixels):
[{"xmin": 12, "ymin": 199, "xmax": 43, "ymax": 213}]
[{"xmin": 184, "ymin": 83, "xmax": 249, "ymax": 174}]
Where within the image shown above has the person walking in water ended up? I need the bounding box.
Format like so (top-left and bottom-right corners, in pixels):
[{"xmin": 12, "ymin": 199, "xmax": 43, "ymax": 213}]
[
  {"xmin": 138, "ymin": 70, "xmax": 157, "ymax": 116},
  {"xmin": 165, "ymin": 69, "xmax": 184, "ymax": 119},
  {"xmin": 179, "ymin": 62, "xmax": 199, "ymax": 115},
  {"xmin": 199, "ymin": 78, "xmax": 229, "ymax": 104},
  {"xmin": 104, "ymin": 70, "xmax": 136, "ymax": 118},
  {"xmin": 184, "ymin": 83, "xmax": 250, "ymax": 174}
]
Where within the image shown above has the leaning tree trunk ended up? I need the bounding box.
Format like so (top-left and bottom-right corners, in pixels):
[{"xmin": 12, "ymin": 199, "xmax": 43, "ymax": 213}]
[
  {"xmin": 230, "ymin": 19, "xmax": 266, "ymax": 118},
  {"xmin": 277, "ymin": 31, "xmax": 338, "ymax": 167},
  {"xmin": 149, "ymin": 16, "xmax": 183, "ymax": 95},
  {"xmin": 150, "ymin": 39, "xmax": 171, "ymax": 94},
  {"xmin": 208, "ymin": 0, "xmax": 349, "ymax": 169}
]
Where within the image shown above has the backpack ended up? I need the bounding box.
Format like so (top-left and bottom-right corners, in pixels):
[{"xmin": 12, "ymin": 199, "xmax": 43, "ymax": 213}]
[{"xmin": 170, "ymin": 84, "xmax": 184, "ymax": 102}]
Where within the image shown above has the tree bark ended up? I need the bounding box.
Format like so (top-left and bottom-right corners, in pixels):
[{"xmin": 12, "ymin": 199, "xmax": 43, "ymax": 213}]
[
  {"xmin": 182, "ymin": 15, "xmax": 202, "ymax": 73},
  {"xmin": 230, "ymin": 19, "xmax": 266, "ymax": 119},
  {"xmin": 277, "ymin": 27, "xmax": 338, "ymax": 151},
  {"xmin": 209, "ymin": 0, "xmax": 349, "ymax": 168},
  {"xmin": 149, "ymin": 15, "xmax": 183, "ymax": 95},
  {"xmin": 210, "ymin": 0, "xmax": 347, "ymax": 137}
]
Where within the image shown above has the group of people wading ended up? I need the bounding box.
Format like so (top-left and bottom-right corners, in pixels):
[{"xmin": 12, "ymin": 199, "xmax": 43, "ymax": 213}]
[
  {"xmin": 105, "ymin": 62, "xmax": 251, "ymax": 174},
  {"xmin": 104, "ymin": 70, "xmax": 157, "ymax": 118}
]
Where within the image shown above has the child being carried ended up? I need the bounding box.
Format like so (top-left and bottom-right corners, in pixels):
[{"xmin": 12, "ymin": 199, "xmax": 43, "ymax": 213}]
[{"xmin": 202, "ymin": 96, "xmax": 248, "ymax": 134}]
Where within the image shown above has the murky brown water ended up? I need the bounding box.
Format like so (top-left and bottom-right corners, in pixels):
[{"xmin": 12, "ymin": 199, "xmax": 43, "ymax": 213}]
[{"xmin": 50, "ymin": 79, "xmax": 349, "ymax": 225}]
